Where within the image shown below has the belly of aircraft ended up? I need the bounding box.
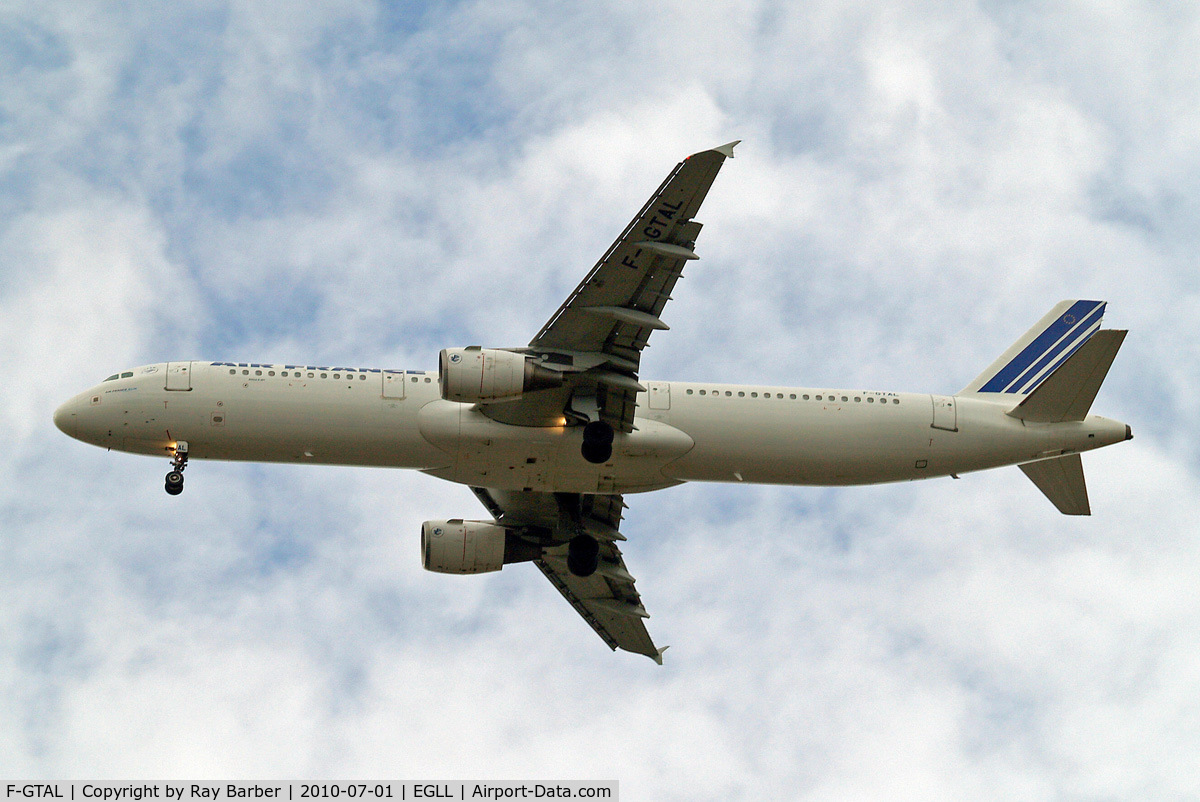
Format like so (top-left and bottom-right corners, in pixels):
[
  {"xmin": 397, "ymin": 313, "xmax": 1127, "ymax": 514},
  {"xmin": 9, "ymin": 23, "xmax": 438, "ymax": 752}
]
[{"xmin": 416, "ymin": 400, "xmax": 694, "ymax": 493}]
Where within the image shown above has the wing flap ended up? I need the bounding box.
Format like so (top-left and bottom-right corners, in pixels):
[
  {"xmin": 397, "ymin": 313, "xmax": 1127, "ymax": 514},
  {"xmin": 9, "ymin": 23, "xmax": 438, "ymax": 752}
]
[
  {"xmin": 531, "ymin": 143, "xmax": 735, "ymax": 354},
  {"xmin": 536, "ymin": 542, "xmax": 660, "ymax": 659},
  {"xmin": 511, "ymin": 143, "xmax": 737, "ymax": 433},
  {"xmin": 478, "ymin": 144, "xmax": 735, "ymax": 431},
  {"xmin": 473, "ymin": 487, "xmax": 664, "ymax": 662}
]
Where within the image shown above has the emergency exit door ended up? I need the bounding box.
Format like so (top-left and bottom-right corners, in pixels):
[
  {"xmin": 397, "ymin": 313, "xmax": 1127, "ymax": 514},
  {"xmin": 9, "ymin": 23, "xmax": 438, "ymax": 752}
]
[
  {"xmin": 165, "ymin": 362, "xmax": 192, "ymax": 391},
  {"xmin": 931, "ymin": 395, "xmax": 958, "ymax": 432},
  {"xmin": 382, "ymin": 370, "xmax": 407, "ymax": 399},
  {"xmin": 647, "ymin": 381, "xmax": 671, "ymax": 410}
]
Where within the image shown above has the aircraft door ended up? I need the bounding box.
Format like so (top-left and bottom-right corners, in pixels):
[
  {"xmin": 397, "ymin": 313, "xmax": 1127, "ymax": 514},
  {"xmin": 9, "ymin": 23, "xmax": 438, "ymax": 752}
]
[
  {"xmin": 382, "ymin": 370, "xmax": 406, "ymax": 399},
  {"xmin": 165, "ymin": 362, "xmax": 192, "ymax": 391},
  {"xmin": 648, "ymin": 381, "xmax": 670, "ymax": 410},
  {"xmin": 931, "ymin": 395, "xmax": 958, "ymax": 432}
]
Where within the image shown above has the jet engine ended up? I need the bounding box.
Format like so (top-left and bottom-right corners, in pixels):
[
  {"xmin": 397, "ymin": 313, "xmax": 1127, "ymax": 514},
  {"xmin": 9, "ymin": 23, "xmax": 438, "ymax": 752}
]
[
  {"xmin": 439, "ymin": 347, "xmax": 563, "ymax": 403},
  {"xmin": 421, "ymin": 519, "xmax": 542, "ymax": 574}
]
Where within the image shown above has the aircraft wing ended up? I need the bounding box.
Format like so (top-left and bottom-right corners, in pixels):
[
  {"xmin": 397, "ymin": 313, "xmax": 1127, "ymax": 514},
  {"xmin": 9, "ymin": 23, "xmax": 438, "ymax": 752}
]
[
  {"xmin": 483, "ymin": 141, "xmax": 738, "ymax": 432},
  {"xmin": 471, "ymin": 487, "xmax": 665, "ymax": 663}
]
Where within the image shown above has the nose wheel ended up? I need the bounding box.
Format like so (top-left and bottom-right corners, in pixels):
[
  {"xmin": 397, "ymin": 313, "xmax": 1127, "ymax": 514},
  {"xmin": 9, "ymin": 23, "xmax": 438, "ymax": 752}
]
[{"xmin": 165, "ymin": 441, "xmax": 188, "ymax": 495}]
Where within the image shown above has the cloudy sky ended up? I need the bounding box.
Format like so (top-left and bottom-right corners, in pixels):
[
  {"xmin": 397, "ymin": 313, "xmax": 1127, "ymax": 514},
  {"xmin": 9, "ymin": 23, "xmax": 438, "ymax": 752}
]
[{"xmin": 3, "ymin": 0, "xmax": 1198, "ymax": 795}]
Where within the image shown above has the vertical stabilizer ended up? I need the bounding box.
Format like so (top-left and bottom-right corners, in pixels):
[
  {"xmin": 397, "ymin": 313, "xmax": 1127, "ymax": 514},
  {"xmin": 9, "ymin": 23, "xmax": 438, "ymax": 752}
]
[
  {"xmin": 961, "ymin": 300, "xmax": 1106, "ymax": 396},
  {"xmin": 1020, "ymin": 454, "xmax": 1090, "ymax": 515}
]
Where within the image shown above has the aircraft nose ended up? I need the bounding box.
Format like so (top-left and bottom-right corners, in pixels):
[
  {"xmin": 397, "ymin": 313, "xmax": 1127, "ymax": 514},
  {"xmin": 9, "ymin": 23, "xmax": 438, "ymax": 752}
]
[{"xmin": 54, "ymin": 398, "xmax": 78, "ymax": 438}]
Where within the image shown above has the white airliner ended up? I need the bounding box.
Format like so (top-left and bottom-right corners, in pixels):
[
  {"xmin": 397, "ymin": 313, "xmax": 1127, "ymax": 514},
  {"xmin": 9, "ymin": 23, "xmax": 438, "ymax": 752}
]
[{"xmin": 55, "ymin": 142, "xmax": 1132, "ymax": 662}]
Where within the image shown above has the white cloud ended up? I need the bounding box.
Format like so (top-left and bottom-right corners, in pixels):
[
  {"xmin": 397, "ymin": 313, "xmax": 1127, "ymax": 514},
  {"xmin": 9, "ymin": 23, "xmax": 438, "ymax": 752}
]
[{"xmin": 1, "ymin": 0, "xmax": 1197, "ymax": 796}]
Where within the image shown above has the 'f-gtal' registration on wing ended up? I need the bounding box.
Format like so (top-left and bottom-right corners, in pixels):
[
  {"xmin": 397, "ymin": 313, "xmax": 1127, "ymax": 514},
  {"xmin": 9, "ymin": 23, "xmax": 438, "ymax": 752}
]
[{"xmin": 54, "ymin": 142, "xmax": 1132, "ymax": 662}]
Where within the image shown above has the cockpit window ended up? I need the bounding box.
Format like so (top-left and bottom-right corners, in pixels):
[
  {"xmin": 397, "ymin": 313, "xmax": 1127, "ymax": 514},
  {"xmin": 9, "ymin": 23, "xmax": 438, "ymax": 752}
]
[
  {"xmin": 104, "ymin": 374, "xmax": 120, "ymax": 382},
  {"xmin": 121, "ymin": 371, "xmax": 133, "ymax": 379}
]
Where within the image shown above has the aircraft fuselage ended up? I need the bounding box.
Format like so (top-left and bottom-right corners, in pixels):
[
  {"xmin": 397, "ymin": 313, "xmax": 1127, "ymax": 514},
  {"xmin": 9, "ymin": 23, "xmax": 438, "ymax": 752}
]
[{"xmin": 54, "ymin": 361, "xmax": 1129, "ymax": 495}]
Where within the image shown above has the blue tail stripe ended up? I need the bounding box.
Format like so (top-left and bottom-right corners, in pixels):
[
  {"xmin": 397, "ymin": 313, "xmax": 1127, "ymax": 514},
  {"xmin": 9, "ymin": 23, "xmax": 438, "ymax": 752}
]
[
  {"xmin": 978, "ymin": 300, "xmax": 1104, "ymax": 393},
  {"xmin": 1005, "ymin": 302, "xmax": 1106, "ymax": 393},
  {"xmin": 1012, "ymin": 323, "xmax": 1097, "ymax": 395}
]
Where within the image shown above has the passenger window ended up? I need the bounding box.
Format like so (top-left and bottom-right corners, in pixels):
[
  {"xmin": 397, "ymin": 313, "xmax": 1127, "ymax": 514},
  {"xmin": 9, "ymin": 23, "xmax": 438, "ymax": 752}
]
[
  {"xmin": 867, "ymin": 397, "xmax": 874, "ymax": 403},
  {"xmin": 751, "ymin": 392, "xmax": 758, "ymax": 398},
  {"xmin": 854, "ymin": 397, "xmax": 861, "ymax": 402},
  {"xmin": 320, "ymin": 373, "xmax": 327, "ymax": 378},
  {"xmin": 307, "ymin": 372, "xmax": 314, "ymax": 378},
  {"xmin": 893, "ymin": 398, "xmax": 899, "ymax": 404},
  {"xmin": 699, "ymin": 390, "xmax": 706, "ymax": 396},
  {"xmin": 255, "ymin": 370, "xmax": 262, "ymax": 376},
  {"xmin": 738, "ymin": 391, "xmax": 745, "ymax": 397},
  {"xmin": 229, "ymin": 369, "xmax": 236, "ymax": 375},
  {"xmin": 359, "ymin": 374, "xmax": 366, "ymax": 380},
  {"xmin": 725, "ymin": 391, "xmax": 732, "ymax": 397},
  {"xmin": 803, "ymin": 394, "xmax": 810, "ymax": 400},
  {"xmin": 425, "ymin": 377, "xmax": 432, "ymax": 382},
  {"xmin": 789, "ymin": 394, "xmax": 796, "ymax": 400},
  {"xmin": 243, "ymin": 370, "xmax": 249, "ymax": 375},
  {"xmin": 269, "ymin": 371, "xmax": 275, "ymax": 376},
  {"xmin": 686, "ymin": 389, "xmax": 693, "ymax": 395},
  {"xmin": 333, "ymin": 374, "xmax": 340, "ymax": 379}
]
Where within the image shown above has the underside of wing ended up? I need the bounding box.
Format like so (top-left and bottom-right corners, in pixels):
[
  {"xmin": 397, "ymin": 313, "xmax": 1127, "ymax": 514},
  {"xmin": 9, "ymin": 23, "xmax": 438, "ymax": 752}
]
[
  {"xmin": 531, "ymin": 142, "xmax": 738, "ymax": 360},
  {"xmin": 481, "ymin": 142, "xmax": 738, "ymax": 432},
  {"xmin": 471, "ymin": 487, "xmax": 666, "ymax": 663}
]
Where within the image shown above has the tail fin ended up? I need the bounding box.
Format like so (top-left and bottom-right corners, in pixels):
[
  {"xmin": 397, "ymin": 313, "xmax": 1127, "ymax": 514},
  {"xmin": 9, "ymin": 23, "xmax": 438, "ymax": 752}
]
[
  {"xmin": 961, "ymin": 300, "xmax": 1106, "ymax": 396},
  {"xmin": 1019, "ymin": 454, "xmax": 1090, "ymax": 515}
]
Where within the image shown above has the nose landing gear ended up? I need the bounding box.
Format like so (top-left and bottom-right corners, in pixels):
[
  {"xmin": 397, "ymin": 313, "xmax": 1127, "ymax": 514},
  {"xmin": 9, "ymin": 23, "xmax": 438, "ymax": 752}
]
[{"xmin": 165, "ymin": 441, "xmax": 188, "ymax": 495}]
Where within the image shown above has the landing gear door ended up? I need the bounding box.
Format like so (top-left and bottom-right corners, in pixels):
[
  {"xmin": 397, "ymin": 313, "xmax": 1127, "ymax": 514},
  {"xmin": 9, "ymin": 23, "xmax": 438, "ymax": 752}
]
[
  {"xmin": 647, "ymin": 381, "xmax": 670, "ymax": 410},
  {"xmin": 165, "ymin": 362, "xmax": 192, "ymax": 391},
  {"xmin": 382, "ymin": 370, "xmax": 406, "ymax": 399},
  {"xmin": 931, "ymin": 395, "xmax": 958, "ymax": 432}
]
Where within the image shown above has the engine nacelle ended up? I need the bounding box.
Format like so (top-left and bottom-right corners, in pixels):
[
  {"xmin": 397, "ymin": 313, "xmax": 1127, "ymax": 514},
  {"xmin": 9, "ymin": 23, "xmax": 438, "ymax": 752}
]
[
  {"xmin": 421, "ymin": 519, "xmax": 508, "ymax": 574},
  {"xmin": 439, "ymin": 347, "xmax": 562, "ymax": 403}
]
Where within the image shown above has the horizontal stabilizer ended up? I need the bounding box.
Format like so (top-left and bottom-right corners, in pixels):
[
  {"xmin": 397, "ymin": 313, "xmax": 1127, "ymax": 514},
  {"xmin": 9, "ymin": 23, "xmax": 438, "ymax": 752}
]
[
  {"xmin": 1019, "ymin": 454, "xmax": 1090, "ymax": 515},
  {"xmin": 1008, "ymin": 330, "xmax": 1127, "ymax": 423}
]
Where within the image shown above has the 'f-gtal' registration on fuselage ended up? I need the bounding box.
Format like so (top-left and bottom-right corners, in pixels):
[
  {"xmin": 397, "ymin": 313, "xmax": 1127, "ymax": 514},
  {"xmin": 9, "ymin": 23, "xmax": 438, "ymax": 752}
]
[{"xmin": 55, "ymin": 142, "xmax": 1132, "ymax": 662}]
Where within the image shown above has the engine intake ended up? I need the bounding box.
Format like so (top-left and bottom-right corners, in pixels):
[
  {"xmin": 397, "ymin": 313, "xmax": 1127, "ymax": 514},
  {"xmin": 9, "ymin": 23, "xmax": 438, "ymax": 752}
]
[
  {"xmin": 439, "ymin": 347, "xmax": 563, "ymax": 403},
  {"xmin": 421, "ymin": 519, "xmax": 541, "ymax": 574}
]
